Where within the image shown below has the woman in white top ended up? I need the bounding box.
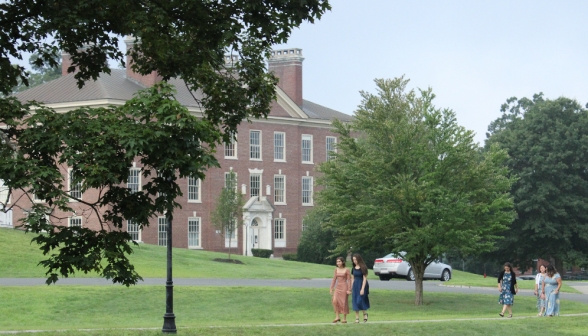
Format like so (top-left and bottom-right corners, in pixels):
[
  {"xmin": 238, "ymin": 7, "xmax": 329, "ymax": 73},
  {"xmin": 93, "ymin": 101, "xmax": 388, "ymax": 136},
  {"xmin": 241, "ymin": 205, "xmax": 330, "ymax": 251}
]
[{"xmin": 534, "ymin": 264, "xmax": 547, "ymax": 316}]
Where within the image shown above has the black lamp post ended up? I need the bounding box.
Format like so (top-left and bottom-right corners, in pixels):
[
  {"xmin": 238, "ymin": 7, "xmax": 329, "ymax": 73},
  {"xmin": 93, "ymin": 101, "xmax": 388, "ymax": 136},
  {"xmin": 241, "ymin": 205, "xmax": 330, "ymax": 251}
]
[{"xmin": 162, "ymin": 210, "xmax": 177, "ymax": 333}]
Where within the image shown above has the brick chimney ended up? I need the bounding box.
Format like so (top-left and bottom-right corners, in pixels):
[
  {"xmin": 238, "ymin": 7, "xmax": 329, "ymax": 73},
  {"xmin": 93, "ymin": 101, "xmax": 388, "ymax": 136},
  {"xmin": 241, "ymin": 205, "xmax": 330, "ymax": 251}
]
[
  {"xmin": 61, "ymin": 51, "xmax": 74, "ymax": 76},
  {"xmin": 268, "ymin": 48, "xmax": 304, "ymax": 107},
  {"xmin": 124, "ymin": 36, "xmax": 162, "ymax": 87}
]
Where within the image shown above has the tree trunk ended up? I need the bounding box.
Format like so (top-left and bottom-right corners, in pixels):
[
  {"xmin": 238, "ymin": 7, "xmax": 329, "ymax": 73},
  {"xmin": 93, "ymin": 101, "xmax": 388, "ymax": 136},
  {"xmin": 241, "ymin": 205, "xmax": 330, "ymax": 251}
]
[{"xmin": 413, "ymin": 263, "xmax": 426, "ymax": 305}]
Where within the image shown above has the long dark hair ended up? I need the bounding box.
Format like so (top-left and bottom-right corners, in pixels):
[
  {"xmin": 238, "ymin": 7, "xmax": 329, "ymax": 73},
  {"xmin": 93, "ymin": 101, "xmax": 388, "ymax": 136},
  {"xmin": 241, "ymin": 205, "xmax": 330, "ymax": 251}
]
[
  {"xmin": 546, "ymin": 264, "xmax": 558, "ymax": 277},
  {"xmin": 352, "ymin": 253, "xmax": 368, "ymax": 276}
]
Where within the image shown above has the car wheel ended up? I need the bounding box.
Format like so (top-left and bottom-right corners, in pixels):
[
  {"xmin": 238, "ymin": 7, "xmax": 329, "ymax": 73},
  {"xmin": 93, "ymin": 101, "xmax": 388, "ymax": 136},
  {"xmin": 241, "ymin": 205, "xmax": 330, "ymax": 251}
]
[
  {"xmin": 440, "ymin": 269, "xmax": 451, "ymax": 282},
  {"xmin": 406, "ymin": 269, "xmax": 415, "ymax": 281},
  {"xmin": 379, "ymin": 275, "xmax": 391, "ymax": 281}
]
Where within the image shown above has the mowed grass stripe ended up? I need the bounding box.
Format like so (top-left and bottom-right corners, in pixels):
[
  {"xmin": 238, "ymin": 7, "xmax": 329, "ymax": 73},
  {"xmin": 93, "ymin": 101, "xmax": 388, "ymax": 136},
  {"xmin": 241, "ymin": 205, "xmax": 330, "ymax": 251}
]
[
  {"xmin": 1, "ymin": 286, "xmax": 587, "ymax": 331},
  {"xmin": 3, "ymin": 316, "xmax": 588, "ymax": 335}
]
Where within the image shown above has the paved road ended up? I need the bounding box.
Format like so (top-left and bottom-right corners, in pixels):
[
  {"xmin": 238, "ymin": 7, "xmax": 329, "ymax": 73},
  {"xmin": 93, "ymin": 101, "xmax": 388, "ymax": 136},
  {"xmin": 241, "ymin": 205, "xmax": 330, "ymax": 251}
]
[{"xmin": 1, "ymin": 278, "xmax": 587, "ymax": 304}]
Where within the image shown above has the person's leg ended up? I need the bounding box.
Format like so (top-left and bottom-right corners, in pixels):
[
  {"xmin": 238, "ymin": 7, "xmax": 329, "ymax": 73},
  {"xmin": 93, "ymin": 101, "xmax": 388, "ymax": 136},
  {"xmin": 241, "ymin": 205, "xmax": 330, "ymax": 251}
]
[
  {"xmin": 355, "ymin": 310, "xmax": 360, "ymax": 323},
  {"xmin": 342, "ymin": 314, "xmax": 347, "ymax": 323},
  {"xmin": 507, "ymin": 304, "xmax": 513, "ymax": 317},
  {"xmin": 500, "ymin": 304, "xmax": 507, "ymax": 315},
  {"xmin": 363, "ymin": 310, "xmax": 368, "ymax": 322}
]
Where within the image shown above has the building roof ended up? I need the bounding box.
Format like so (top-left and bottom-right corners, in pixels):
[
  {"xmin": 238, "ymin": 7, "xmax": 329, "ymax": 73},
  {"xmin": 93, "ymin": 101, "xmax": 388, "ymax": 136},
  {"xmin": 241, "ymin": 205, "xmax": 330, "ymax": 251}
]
[{"xmin": 13, "ymin": 69, "xmax": 353, "ymax": 121}]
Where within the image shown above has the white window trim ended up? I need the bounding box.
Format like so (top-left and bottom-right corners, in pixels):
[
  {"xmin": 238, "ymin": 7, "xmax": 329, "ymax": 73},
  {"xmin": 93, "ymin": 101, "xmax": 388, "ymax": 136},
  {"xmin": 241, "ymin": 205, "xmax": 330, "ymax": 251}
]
[
  {"xmin": 224, "ymin": 172, "xmax": 238, "ymax": 190},
  {"xmin": 249, "ymin": 130, "xmax": 262, "ymax": 161},
  {"xmin": 224, "ymin": 137, "xmax": 238, "ymax": 160},
  {"xmin": 273, "ymin": 174, "xmax": 286, "ymax": 205},
  {"xmin": 0, "ymin": 179, "xmax": 9, "ymax": 205},
  {"xmin": 158, "ymin": 216, "xmax": 167, "ymax": 246},
  {"xmin": 187, "ymin": 176, "xmax": 202, "ymax": 203},
  {"xmin": 128, "ymin": 167, "xmax": 142, "ymax": 193},
  {"xmin": 302, "ymin": 176, "xmax": 314, "ymax": 206},
  {"xmin": 188, "ymin": 217, "xmax": 202, "ymax": 249},
  {"xmin": 274, "ymin": 131, "xmax": 286, "ymax": 162},
  {"xmin": 127, "ymin": 219, "xmax": 142, "ymax": 243},
  {"xmin": 68, "ymin": 168, "xmax": 82, "ymax": 202},
  {"xmin": 250, "ymin": 174, "xmax": 262, "ymax": 199},
  {"xmin": 274, "ymin": 218, "xmax": 286, "ymax": 248},
  {"xmin": 68, "ymin": 216, "xmax": 82, "ymax": 227},
  {"xmin": 301, "ymin": 134, "xmax": 313, "ymax": 164},
  {"xmin": 326, "ymin": 136, "xmax": 337, "ymax": 161}
]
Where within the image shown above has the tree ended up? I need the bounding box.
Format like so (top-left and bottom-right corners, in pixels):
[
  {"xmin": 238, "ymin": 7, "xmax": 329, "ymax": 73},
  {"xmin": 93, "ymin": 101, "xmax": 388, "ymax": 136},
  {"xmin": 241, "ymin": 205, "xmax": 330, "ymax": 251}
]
[
  {"xmin": 211, "ymin": 171, "xmax": 244, "ymax": 260},
  {"xmin": 296, "ymin": 208, "xmax": 338, "ymax": 265},
  {"xmin": 12, "ymin": 52, "xmax": 61, "ymax": 93},
  {"xmin": 0, "ymin": 0, "xmax": 331, "ymax": 285},
  {"xmin": 485, "ymin": 94, "xmax": 588, "ymax": 272},
  {"xmin": 317, "ymin": 77, "xmax": 515, "ymax": 305}
]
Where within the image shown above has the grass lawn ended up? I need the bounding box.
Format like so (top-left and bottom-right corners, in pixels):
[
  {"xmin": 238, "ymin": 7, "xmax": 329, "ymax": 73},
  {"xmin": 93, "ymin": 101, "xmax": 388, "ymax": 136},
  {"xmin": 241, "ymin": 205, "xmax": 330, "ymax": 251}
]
[
  {"xmin": 0, "ymin": 286, "xmax": 587, "ymax": 333},
  {"xmin": 447, "ymin": 270, "xmax": 580, "ymax": 293},
  {"xmin": 14, "ymin": 317, "xmax": 588, "ymax": 336},
  {"xmin": 0, "ymin": 228, "xmax": 336, "ymax": 279}
]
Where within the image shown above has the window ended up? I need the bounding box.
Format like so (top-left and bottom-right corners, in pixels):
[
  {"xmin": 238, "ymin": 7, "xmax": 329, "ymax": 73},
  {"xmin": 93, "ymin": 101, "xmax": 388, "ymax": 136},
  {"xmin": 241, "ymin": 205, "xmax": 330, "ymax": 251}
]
[
  {"xmin": 69, "ymin": 217, "xmax": 82, "ymax": 227},
  {"xmin": 250, "ymin": 174, "xmax": 261, "ymax": 198},
  {"xmin": 250, "ymin": 130, "xmax": 261, "ymax": 160},
  {"xmin": 326, "ymin": 136, "xmax": 337, "ymax": 161},
  {"xmin": 224, "ymin": 137, "xmax": 237, "ymax": 159},
  {"xmin": 188, "ymin": 217, "xmax": 201, "ymax": 248},
  {"xmin": 158, "ymin": 216, "xmax": 167, "ymax": 246},
  {"xmin": 274, "ymin": 218, "xmax": 285, "ymax": 247},
  {"xmin": 127, "ymin": 220, "xmax": 141, "ymax": 242},
  {"xmin": 224, "ymin": 172, "xmax": 238, "ymax": 190},
  {"xmin": 302, "ymin": 134, "xmax": 313, "ymax": 163},
  {"xmin": 188, "ymin": 176, "xmax": 201, "ymax": 202},
  {"xmin": 128, "ymin": 168, "xmax": 141, "ymax": 193},
  {"xmin": 274, "ymin": 175, "xmax": 286, "ymax": 204},
  {"xmin": 225, "ymin": 223, "xmax": 238, "ymax": 248},
  {"xmin": 33, "ymin": 192, "xmax": 43, "ymax": 203},
  {"xmin": 302, "ymin": 176, "xmax": 313, "ymax": 205},
  {"xmin": 68, "ymin": 169, "xmax": 82, "ymax": 201},
  {"xmin": 0, "ymin": 179, "xmax": 9, "ymax": 204},
  {"xmin": 302, "ymin": 218, "xmax": 307, "ymax": 231},
  {"xmin": 274, "ymin": 132, "xmax": 285, "ymax": 161}
]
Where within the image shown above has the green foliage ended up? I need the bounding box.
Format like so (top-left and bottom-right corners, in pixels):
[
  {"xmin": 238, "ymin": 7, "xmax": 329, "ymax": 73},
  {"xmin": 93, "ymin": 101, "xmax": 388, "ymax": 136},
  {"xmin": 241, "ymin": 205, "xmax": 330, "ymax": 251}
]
[
  {"xmin": 251, "ymin": 248, "xmax": 273, "ymax": 258},
  {"xmin": 0, "ymin": 1, "xmax": 330, "ymax": 285},
  {"xmin": 296, "ymin": 209, "xmax": 338, "ymax": 265},
  {"xmin": 317, "ymin": 77, "xmax": 516, "ymax": 304},
  {"xmin": 485, "ymin": 94, "xmax": 588, "ymax": 271},
  {"xmin": 281, "ymin": 253, "xmax": 297, "ymax": 261},
  {"xmin": 12, "ymin": 52, "xmax": 61, "ymax": 93},
  {"xmin": 210, "ymin": 171, "xmax": 244, "ymax": 259}
]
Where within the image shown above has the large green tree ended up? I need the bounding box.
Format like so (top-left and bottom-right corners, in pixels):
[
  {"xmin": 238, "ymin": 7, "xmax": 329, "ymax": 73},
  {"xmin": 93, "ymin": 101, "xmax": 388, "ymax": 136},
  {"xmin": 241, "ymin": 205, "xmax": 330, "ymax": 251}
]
[
  {"xmin": 485, "ymin": 94, "xmax": 588, "ymax": 272},
  {"xmin": 0, "ymin": 0, "xmax": 330, "ymax": 285},
  {"xmin": 317, "ymin": 77, "xmax": 515, "ymax": 305}
]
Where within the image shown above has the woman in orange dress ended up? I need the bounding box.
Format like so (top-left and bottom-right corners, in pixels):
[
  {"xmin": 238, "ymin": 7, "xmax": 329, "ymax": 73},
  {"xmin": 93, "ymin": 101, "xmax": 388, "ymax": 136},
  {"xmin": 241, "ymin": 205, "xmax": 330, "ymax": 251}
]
[{"xmin": 330, "ymin": 256, "xmax": 352, "ymax": 323}]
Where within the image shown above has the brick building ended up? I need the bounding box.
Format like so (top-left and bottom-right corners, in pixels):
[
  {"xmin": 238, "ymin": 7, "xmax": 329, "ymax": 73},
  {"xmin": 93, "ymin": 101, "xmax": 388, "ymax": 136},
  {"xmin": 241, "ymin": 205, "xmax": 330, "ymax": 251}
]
[{"xmin": 8, "ymin": 43, "xmax": 352, "ymax": 257}]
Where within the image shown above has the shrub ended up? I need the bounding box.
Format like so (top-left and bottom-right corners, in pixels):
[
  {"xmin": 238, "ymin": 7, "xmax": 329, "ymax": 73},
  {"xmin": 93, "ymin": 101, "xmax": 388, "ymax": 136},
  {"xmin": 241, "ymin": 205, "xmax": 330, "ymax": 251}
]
[
  {"xmin": 251, "ymin": 248, "xmax": 273, "ymax": 258},
  {"xmin": 297, "ymin": 209, "xmax": 338, "ymax": 265},
  {"xmin": 282, "ymin": 253, "xmax": 297, "ymax": 261}
]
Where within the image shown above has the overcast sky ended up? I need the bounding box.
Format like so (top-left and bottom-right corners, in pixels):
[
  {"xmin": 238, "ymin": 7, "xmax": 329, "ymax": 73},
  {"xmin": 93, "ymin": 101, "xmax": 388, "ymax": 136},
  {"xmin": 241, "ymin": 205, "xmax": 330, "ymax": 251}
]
[{"xmin": 274, "ymin": 0, "xmax": 588, "ymax": 145}]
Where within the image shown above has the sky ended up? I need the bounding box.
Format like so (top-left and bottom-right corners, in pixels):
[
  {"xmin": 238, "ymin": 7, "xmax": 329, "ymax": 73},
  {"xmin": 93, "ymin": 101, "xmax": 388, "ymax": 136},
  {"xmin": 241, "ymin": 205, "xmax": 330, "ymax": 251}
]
[{"xmin": 274, "ymin": 0, "xmax": 588, "ymax": 145}]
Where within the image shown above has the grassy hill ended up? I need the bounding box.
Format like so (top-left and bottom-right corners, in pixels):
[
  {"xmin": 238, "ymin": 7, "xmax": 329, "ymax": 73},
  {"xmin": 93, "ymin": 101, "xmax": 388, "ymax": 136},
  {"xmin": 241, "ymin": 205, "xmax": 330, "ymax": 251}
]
[{"xmin": 0, "ymin": 227, "xmax": 336, "ymax": 279}]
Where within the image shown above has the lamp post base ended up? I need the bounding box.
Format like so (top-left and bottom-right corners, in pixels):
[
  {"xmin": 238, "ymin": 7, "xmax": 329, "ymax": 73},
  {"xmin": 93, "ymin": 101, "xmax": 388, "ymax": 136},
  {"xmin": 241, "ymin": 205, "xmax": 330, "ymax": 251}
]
[{"xmin": 162, "ymin": 313, "xmax": 177, "ymax": 333}]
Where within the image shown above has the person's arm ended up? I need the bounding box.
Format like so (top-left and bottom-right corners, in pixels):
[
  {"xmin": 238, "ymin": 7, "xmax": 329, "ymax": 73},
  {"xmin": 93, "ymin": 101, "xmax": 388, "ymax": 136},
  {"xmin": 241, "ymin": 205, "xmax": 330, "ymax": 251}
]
[
  {"xmin": 346, "ymin": 269, "xmax": 352, "ymax": 294},
  {"xmin": 534, "ymin": 274, "xmax": 540, "ymax": 295},
  {"xmin": 330, "ymin": 269, "xmax": 336, "ymax": 295},
  {"xmin": 555, "ymin": 275, "xmax": 562, "ymax": 294},
  {"xmin": 498, "ymin": 272, "xmax": 503, "ymax": 292},
  {"xmin": 541, "ymin": 279, "xmax": 546, "ymax": 296},
  {"xmin": 360, "ymin": 274, "xmax": 367, "ymax": 295}
]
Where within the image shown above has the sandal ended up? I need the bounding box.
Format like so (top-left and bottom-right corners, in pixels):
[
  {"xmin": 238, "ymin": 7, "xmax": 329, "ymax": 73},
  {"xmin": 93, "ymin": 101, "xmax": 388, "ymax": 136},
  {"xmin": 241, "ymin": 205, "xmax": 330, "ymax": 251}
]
[
  {"xmin": 499, "ymin": 313, "xmax": 504, "ymax": 317},
  {"xmin": 508, "ymin": 314, "xmax": 512, "ymax": 318},
  {"xmin": 355, "ymin": 318, "xmax": 360, "ymax": 323},
  {"xmin": 341, "ymin": 320, "xmax": 347, "ymax": 324},
  {"xmin": 364, "ymin": 313, "xmax": 368, "ymax": 323},
  {"xmin": 332, "ymin": 318, "xmax": 340, "ymax": 323}
]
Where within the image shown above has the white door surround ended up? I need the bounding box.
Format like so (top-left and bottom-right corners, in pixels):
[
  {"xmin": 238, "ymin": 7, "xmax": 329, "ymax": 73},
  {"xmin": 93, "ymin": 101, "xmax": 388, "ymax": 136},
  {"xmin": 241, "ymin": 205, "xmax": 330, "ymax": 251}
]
[{"xmin": 242, "ymin": 196, "xmax": 274, "ymax": 256}]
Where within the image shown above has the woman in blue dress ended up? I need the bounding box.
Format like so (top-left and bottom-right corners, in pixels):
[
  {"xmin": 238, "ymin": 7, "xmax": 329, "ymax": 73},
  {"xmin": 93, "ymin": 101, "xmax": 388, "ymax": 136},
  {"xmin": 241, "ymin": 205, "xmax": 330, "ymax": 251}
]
[
  {"xmin": 351, "ymin": 253, "xmax": 370, "ymax": 323},
  {"xmin": 497, "ymin": 262, "xmax": 518, "ymax": 318},
  {"xmin": 542, "ymin": 264, "xmax": 562, "ymax": 317}
]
